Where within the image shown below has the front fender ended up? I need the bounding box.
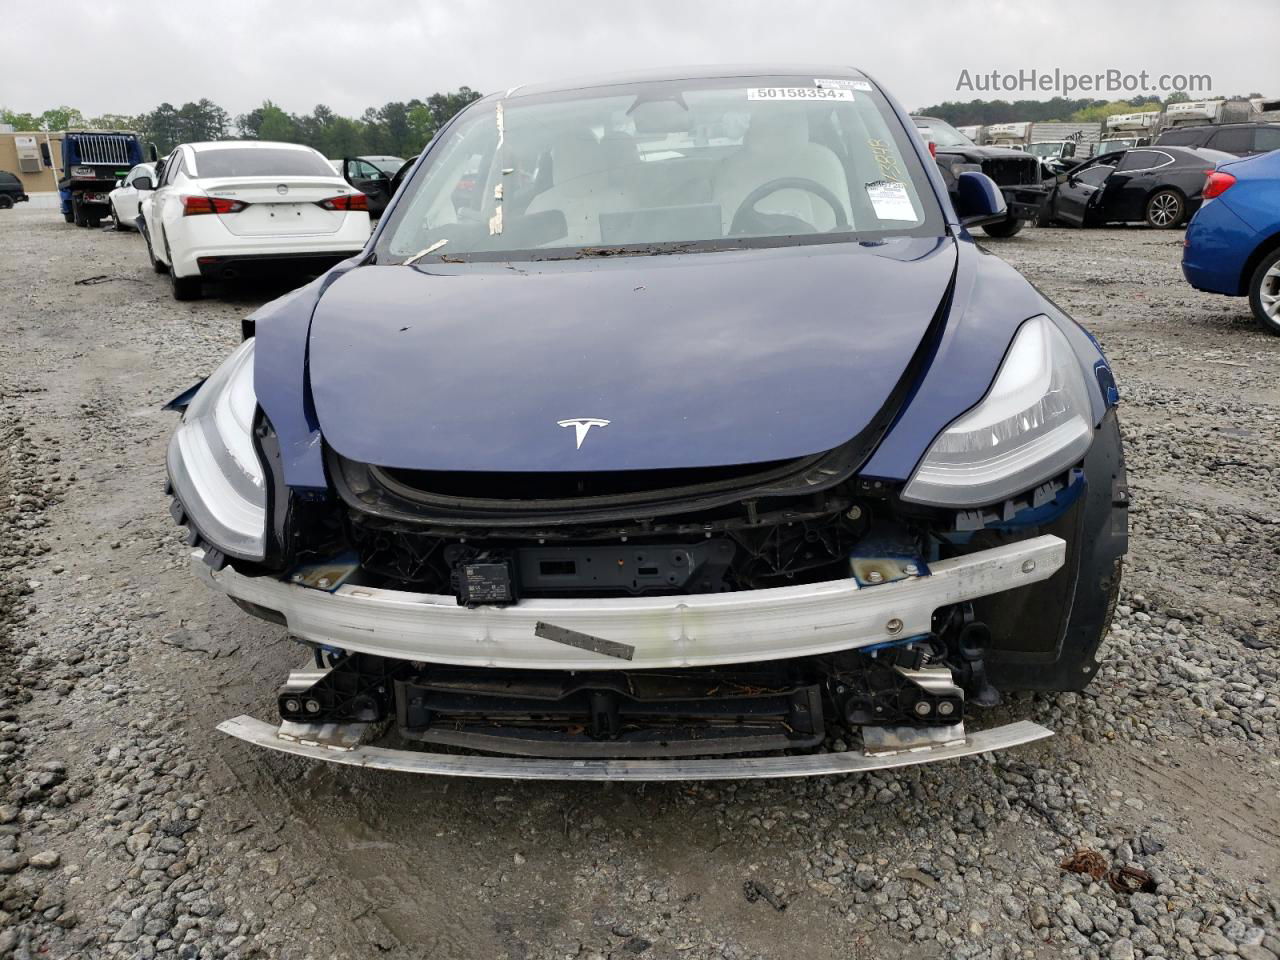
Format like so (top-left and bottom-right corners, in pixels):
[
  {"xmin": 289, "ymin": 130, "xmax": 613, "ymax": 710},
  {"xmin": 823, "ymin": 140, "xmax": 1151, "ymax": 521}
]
[{"xmin": 859, "ymin": 236, "xmax": 1100, "ymax": 483}]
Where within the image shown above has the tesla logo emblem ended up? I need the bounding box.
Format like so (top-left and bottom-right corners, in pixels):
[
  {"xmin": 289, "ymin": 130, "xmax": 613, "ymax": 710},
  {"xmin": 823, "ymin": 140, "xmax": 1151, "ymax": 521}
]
[
  {"xmin": 558, "ymin": 418, "xmax": 610, "ymax": 449},
  {"xmin": 276, "ymin": 184, "xmax": 289, "ymax": 195}
]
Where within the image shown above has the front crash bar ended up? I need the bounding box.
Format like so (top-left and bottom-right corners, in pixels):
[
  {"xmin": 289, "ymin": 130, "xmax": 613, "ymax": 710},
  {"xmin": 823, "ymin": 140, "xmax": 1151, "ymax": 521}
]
[
  {"xmin": 194, "ymin": 535, "xmax": 1066, "ymax": 671},
  {"xmin": 217, "ymin": 715, "xmax": 1053, "ymax": 781}
]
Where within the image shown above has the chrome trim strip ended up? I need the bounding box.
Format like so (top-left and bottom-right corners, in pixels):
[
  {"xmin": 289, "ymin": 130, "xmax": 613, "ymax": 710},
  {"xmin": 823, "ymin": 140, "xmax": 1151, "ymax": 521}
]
[{"xmin": 217, "ymin": 715, "xmax": 1053, "ymax": 781}]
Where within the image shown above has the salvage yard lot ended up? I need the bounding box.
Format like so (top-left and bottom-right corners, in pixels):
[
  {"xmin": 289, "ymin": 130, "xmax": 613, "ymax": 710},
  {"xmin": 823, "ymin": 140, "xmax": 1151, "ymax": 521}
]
[{"xmin": 1, "ymin": 206, "xmax": 1277, "ymax": 959}]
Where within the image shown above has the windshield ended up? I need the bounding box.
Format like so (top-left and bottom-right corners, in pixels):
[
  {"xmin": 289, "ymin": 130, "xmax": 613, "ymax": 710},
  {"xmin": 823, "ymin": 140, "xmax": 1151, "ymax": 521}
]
[
  {"xmin": 364, "ymin": 155, "xmax": 404, "ymax": 174},
  {"xmin": 193, "ymin": 147, "xmax": 335, "ymax": 179},
  {"xmin": 378, "ymin": 76, "xmax": 944, "ymax": 262},
  {"xmin": 912, "ymin": 117, "xmax": 975, "ymax": 148},
  {"xmin": 1097, "ymin": 139, "xmax": 1135, "ymax": 155},
  {"xmin": 1027, "ymin": 142, "xmax": 1064, "ymax": 158}
]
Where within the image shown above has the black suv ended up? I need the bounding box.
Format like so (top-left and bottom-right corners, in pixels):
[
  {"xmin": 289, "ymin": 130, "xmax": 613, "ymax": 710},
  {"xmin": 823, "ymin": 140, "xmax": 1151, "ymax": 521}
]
[
  {"xmin": 912, "ymin": 116, "xmax": 1048, "ymax": 238},
  {"xmin": 0, "ymin": 170, "xmax": 29, "ymax": 209},
  {"xmin": 1155, "ymin": 122, "xmax": 1280, "ymax": 157}
]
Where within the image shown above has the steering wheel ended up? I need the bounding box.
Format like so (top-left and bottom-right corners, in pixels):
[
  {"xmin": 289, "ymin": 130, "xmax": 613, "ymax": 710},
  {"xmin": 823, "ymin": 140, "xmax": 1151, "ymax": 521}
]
[{"xmin": 729, "ymin": 177, "xmax": 850, "ymax": 235}]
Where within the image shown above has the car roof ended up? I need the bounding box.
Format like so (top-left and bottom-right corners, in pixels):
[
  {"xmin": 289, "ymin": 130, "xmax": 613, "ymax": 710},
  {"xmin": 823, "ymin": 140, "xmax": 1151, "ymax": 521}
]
[
  {"xmin": 502, "ymin": 64, "xmax": 870, "ymax": 100},
  {"xmin": 185, "ymin": 141, "xmax": 320, "ymax": 153}
]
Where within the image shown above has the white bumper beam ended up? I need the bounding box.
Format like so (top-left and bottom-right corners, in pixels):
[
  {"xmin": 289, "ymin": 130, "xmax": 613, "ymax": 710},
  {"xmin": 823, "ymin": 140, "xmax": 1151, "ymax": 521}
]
[
  {"xmin": 217, "ymin": 715, "xmax": 1053, "ymax": 781},
  {"xmin": 195, "ymin": 535, "xmax": 1066, "ymax": 670}
]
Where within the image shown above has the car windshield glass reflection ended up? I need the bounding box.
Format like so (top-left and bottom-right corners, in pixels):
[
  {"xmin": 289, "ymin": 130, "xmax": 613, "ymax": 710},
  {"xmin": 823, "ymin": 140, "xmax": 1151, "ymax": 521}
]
[{"xmin": 379, "ymin": 77, "xmax": 945, "ymax": 262}]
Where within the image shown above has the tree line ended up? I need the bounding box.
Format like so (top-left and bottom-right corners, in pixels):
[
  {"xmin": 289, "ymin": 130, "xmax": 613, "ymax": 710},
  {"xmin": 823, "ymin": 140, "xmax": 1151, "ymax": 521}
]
[
  {"xmin": 911, "ymin": 90, "xmax": 1264, "ymax": 127},
  {"xmin": 0, "ymin": 88, "xmax": 483, "ymax": 158}
]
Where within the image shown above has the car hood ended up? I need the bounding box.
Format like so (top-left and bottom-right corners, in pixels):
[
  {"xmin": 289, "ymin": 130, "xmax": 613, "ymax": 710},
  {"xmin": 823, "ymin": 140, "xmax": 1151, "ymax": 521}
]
[
  {"xmin": 936, "ymin": 145, "xmax": 1038, "ymax": 162},
  {"xmin": 307, "ymin": 238, "xmax": 956, "ymax": 472}
]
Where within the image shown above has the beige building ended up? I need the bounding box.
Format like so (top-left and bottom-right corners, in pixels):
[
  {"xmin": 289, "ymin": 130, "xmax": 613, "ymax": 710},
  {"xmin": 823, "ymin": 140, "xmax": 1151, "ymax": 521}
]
[{"xmin": 0, "ymin": 131, "xmax": 68, "ymax": 193}]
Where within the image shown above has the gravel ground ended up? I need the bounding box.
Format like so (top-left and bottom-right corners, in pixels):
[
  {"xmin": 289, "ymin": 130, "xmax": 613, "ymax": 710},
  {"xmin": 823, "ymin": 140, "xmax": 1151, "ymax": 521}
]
[{"xmin": 0, "ymin": 208, "xmax": 1277, "ymax": 960}]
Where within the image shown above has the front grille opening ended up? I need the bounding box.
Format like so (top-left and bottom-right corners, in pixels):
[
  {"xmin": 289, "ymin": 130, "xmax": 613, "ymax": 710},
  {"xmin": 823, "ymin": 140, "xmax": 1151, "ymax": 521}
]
[{"xmin": 378, "ymin": 459, "xmax": 804, "ymax": 503}]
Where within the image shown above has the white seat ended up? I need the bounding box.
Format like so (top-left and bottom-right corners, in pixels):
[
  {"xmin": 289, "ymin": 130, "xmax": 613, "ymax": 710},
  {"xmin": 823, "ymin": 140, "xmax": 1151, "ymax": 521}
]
[
  {"xmin": 712, "ymin": 110, "xmax": 852, "ymax": 234},
  {"xmin": 526, "ymin": 129, "xmax": 639, "ymax": 244}
]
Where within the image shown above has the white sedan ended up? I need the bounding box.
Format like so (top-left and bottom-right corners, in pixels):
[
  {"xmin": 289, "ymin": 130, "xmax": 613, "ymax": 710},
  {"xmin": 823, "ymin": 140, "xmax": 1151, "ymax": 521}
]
[
  {"xmin": 108, "ymin": 163, "xmax": 156, "ymax": 231},
  {"xmin": 137, "ymin": 141, "xmax": 371, "ymax": 300}
]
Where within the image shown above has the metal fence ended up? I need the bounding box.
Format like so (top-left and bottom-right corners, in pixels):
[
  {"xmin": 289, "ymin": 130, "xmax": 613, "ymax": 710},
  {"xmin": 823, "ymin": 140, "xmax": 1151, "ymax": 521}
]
[{"xmin": 75, "ymin": 135, "xmax": 132, "ymax": 165}]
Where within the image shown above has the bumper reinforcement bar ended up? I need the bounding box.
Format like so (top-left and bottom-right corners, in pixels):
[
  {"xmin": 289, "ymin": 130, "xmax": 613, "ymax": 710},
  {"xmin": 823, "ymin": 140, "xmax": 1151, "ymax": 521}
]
[
  {"xmin": 195, "ymin": 534, "xmax": 1066, "ymax": 670},
  {"xmin": 216, "ymin": 715, "xmax": 1053, "ymax": 781}
]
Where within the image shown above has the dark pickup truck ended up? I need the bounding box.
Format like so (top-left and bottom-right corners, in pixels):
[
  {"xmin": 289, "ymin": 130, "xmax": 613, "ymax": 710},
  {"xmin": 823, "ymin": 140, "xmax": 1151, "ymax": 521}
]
[
  {"xmin": 913, "ymin": 116, "xmax": 1049, "ymax": 237},
  {"xmin": 0, "ymin": 170, "xmax": 29, "ymax": 209}
]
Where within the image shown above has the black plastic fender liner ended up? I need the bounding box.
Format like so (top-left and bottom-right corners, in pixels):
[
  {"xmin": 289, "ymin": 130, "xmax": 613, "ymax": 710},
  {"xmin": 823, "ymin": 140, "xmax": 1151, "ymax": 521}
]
[{"xmin": 981, "ymin": 408, "xmax": 1128, "ymax": 691}]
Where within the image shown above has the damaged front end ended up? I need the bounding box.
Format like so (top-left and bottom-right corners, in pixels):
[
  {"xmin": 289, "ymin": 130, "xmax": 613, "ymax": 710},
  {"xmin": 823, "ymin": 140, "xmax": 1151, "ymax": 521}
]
[{"xmin": 167, "ymin": 324, "xmax": 1125, "ymax": 777}]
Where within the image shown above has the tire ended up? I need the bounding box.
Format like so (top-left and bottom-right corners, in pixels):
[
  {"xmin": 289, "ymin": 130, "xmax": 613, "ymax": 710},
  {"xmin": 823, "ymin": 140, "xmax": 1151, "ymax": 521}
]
[
  {"xmin": 0, "ymin": 195, "xmax": 13, "ymax": 210},
  {"xmin": 72, "ymin": 197, "xmax": 87, "ymax": 227},
  {"xmin": 111, "ymin": 202, "xmax": 127, "ymax": 231},
  {"xmin": 145, "ymin": 229, "xmax": 169, "ymax": 274},
  {"xmin": 62, "ymin": 209, "xmax": 74, "ymax": 223},
  {"xmin": 981, "ymin": 216, "xmax": 1025, "ymax": 238},
  {"xmin": 1247, "ymin": 247, "xmax": 1280, "ymax": 336},
  {"xmin": 170, "ymin": 270, "xmax": 202, "ymax": 301},
  {"xmin": 1144, "ymin": 189, "xmax": 1184, "ymax": 228},
  {"xmin": 88, "ymin": 216, "xmax": 101, "ymax": 229}
]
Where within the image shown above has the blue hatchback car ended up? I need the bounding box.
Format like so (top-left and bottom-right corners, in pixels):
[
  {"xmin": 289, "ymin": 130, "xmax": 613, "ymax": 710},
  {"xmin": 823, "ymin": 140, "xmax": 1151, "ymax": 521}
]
[
  {"xmin": 1183, "ymin": 149, "xmax": 1280, "ymax": 334},
  {"xmin": 166, "ymin": 67, "xmax": 1128, "ymax": 780}
]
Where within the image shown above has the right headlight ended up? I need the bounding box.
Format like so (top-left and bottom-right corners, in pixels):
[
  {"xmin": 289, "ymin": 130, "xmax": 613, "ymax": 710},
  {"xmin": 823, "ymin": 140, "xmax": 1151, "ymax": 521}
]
[
  {"xmin": 166, "ymin": 339, "xmax": 266, "ymax": 561},
  {"xmin": 901, "ymin": 315, "xmax": 1094, "ymax": 507}
]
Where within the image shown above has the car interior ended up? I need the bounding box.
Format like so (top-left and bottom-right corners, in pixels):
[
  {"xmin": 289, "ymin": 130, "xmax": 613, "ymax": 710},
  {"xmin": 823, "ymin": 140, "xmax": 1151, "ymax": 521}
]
[{"xmin": 385, "ymin": 87, "xmax": 934, "ymax": 258}]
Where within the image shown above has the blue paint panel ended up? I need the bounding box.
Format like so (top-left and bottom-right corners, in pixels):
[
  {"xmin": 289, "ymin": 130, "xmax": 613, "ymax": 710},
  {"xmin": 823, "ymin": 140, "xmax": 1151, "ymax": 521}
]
[
  {"xmin": 859, "ymin": 238, "xmax": 1064, "ymax": 481},
  {"xmin": 252, "ymin": 263, "xmax": 359, "ymax": 490},
  {"xmin": 307, "ymin": 239, "xmax": 957, "ymax": 473},
  {"xmin": 1183, "ymin": 150, "xmax": 1280, "ymax": 297}
]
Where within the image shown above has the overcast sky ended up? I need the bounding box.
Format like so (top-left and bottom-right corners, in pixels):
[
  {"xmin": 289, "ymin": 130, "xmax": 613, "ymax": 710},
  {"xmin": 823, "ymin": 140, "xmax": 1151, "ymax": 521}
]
[{"xmin": 4, "ymin": 0, "xmax": 1278, "ymax": 119}]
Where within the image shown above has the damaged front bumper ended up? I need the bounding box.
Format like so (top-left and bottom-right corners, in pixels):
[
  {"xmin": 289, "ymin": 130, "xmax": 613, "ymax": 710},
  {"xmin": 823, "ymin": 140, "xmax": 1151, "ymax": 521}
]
[
  {"xmin": 202, "ymin": 535, "xmax": 1065, "ymax": 778},
  {"xmin": 194, "ymin": 534, "xmax": 1065, "ymax": 670},
  {"xmin": 217, "ymin": 714, "xmax": 1053, "ymax": 781}
]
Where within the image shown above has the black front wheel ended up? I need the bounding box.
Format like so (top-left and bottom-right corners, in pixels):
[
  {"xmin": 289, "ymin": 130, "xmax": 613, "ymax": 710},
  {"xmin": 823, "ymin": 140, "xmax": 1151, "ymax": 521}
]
[
  {"xmin": 72, "ymin": 197, "xmax": 87, "ymax": 227},
  {"xmin": 1145, "ymin": 189, "xmax": 1184, "ymax": 228},
  {"xmin": 170, "ymin": 271, "xmax": 202, "ymax": 301},
  {"xmin": 145, "ymin": 229, "xmax": 169, "ymax": 274},
  {"xmin": 981, "ymin": 216, "xmax": 1025, "ymax": 238},
  {"xmin": 0, "ymin": 195, "xmax": 13, "ymax": 210}
]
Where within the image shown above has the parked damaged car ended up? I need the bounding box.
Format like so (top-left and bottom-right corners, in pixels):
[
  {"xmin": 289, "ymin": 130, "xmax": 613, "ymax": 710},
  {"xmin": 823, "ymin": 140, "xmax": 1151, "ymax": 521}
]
[
  {"xmin": 912, "ymin": 115, "xmax": 1050, "ymax": 238},
  {"xmin": 1042, "ymin": 145, "xmax": 1236, "ymax": 229},
  {"xmin": 167, "ymin": 67, "xmax": 1128, "ymax": 780}
]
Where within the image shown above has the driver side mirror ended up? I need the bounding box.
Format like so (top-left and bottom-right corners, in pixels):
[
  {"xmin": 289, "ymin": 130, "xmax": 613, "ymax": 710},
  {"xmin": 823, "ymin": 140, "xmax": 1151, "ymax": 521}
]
[
  {"xmin": 953, "ymin": 171, "xmax": 1007, "ymax": 227},
  {"xmin": 133, "ymin": 176, "xmax": 154, "ymax": 191}
]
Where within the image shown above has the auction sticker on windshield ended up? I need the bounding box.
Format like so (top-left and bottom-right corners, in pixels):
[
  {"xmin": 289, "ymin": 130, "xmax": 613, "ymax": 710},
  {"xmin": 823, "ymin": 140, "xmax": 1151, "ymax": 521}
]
[
  {"xmin": 747, "ymin": 87, "xmax": 854, "ymax": 101},
  {"xmin": 814, "ymin": 78, "xmax": 873, "ymax": 92},
  {"xmin": 865, "ymin": 180, "xmax": 917, "ymax": 221}
]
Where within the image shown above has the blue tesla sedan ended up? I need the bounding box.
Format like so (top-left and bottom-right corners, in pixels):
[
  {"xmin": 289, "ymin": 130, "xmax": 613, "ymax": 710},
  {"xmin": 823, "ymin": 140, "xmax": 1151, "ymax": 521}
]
[
  {"xmin": 1182, "ymin": 148, "xmax": 1280, "ymax": 334},
  {"xmin": 165, "ymin": 67, "xmax": 1128, "ymax": 780}
]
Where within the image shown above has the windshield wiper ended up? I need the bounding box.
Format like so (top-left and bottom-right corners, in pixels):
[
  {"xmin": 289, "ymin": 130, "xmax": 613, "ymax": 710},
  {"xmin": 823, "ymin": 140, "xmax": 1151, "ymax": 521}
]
[{"xmin": 402, "ymin": 239, "xmax": 449, "ymax": 265}]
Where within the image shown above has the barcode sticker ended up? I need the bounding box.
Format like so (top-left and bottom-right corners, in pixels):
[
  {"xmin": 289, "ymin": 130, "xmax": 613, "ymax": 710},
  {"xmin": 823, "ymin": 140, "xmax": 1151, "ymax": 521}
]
[
  {"xmin": 747, "ymin": 87, "xmax": 855, "ymax": 102},
  {"xmin": 866, "ymin": 180, "xmax": 918, "ymax": 221},
  {"xmin": 814, "ymin": 78, "xmax": 873, "ymax": 92}
]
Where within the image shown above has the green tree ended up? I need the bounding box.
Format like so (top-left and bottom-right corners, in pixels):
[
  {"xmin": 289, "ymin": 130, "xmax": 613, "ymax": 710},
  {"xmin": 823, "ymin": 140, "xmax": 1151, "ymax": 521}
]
[
  {"xmin": 1, "ymin": 108, "xmax": 41, "ymax": 130},
  {"xmin": 256, "ymin": 101, "xmax": 300, "ymax": 143},
  {"xmin": 140, "ymin": 103, "xmax": 183, "ymax": 152},
  {"xmin": 38, "ymin": 106, "xmax": 86, "ymax": 131},
  {"xmin": 176, "ymin": 99, "xmax": 229, "ymax": 143},
  {"xmin": 87, "ymin": 113, "xmax": 141, "ymax": 132}
]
